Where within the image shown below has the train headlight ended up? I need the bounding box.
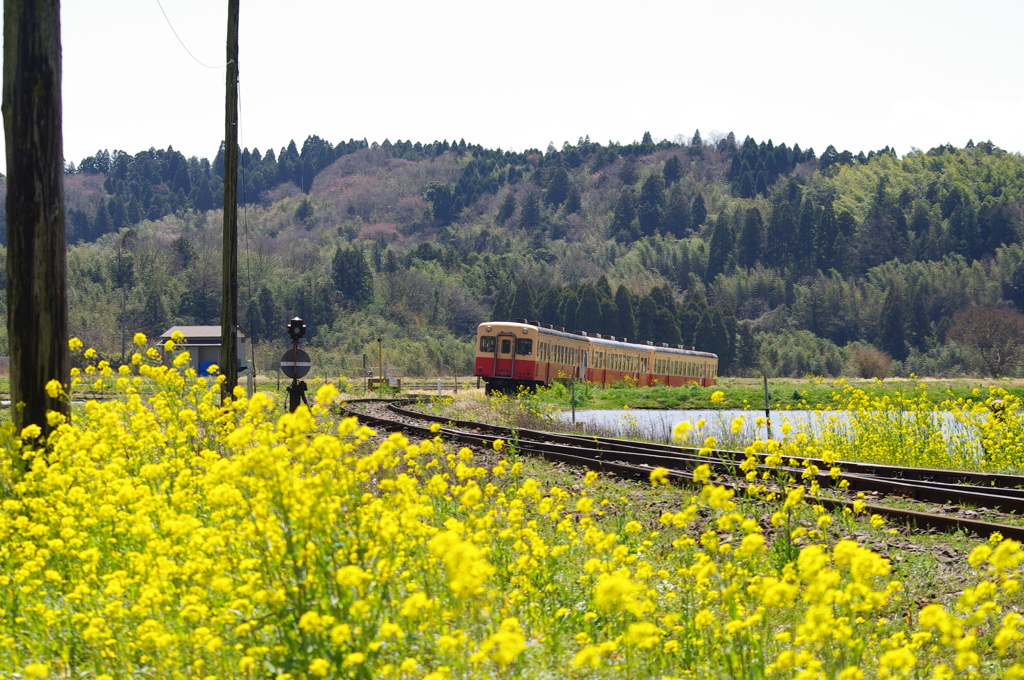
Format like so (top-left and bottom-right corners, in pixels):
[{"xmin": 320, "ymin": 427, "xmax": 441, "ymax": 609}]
[
  {"xmin": 485, "ymin": 325, "xmax": 492, "ymax": 332},
  {"xmin": 522, "ymin": 329, "xmax": 529, "ymax": 334}
]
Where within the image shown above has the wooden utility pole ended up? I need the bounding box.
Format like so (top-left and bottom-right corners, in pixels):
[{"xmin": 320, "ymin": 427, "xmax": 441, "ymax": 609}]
[
  {"xmin": 3, "ymin": 0, "xmax": 70, "ymax": 469},
  {"xmin": 220, "ymin": 0, "xmax": 239, "ymax": 398}
]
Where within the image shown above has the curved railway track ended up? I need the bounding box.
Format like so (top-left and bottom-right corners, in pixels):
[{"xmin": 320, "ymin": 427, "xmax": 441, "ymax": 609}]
[{"xmin": 341, "ymin": 398, "xmax": 1024, "ymax": 542}]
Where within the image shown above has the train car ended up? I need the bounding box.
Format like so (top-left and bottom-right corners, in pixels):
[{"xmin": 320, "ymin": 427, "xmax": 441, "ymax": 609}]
[{"xmin": 474, "ymin": 319, "xmax": 718, "ymax": 394}]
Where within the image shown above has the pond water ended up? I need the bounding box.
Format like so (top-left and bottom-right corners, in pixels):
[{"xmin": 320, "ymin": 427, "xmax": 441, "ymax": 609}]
[{"xmin": 553, "ymin": 408, "xmax": 976, "ymax": 448}]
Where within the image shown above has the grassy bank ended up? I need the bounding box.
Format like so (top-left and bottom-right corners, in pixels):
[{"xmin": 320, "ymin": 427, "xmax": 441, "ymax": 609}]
[{"xmin": 529, "ymin": 376, "xmax": 1024, "ymax": 411}]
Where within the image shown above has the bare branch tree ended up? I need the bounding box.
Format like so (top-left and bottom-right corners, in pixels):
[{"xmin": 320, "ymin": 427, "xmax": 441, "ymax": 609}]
[{"xmin": 946, "ymin": 305, "xmax": 1024, "ymax": 377}]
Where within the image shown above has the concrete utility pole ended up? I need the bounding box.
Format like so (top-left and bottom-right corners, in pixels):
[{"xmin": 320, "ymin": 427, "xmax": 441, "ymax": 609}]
[
  {"xmin": 220, "ymin": 0, "xmax": 240, "ymax": 399},
  {"xmin": 3, "ymin": 0, "xmax": 71, "ymax": 471}
]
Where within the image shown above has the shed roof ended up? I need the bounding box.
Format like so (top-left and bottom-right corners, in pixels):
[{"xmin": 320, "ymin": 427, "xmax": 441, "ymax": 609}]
[{"xmin": 159, "ymin": 326, "xmax": 249, "ymax": 345}]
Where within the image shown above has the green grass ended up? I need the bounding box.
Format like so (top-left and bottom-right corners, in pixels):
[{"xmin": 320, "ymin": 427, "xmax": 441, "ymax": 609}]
[{"xmin": 529, "ymin": 376, "xmax": 1024, "ymax": 411}]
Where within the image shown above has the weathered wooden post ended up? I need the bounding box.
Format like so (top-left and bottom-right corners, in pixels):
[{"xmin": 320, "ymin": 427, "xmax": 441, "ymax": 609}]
[
  {"xmin": 3, "ymin": 0, "xmax": 71, "ymax": 472},
  {"xmin": 220, "ymin": 0, "xmax": 240, "ymax": 399}
]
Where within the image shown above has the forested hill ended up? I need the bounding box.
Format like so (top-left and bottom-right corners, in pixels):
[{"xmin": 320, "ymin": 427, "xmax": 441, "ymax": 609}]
[{"xmin": 1, "ymin": 131, "xmax": 1023, "ymax": 379}]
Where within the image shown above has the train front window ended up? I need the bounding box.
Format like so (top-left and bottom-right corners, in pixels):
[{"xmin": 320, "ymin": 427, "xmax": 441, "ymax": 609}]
[
  {"xmin": 500, "ymin": 338, "xmax": 512, "ymax": 354},
  {"xmin": 515, "ymin": 338, "xmax": 533, "ymax": 355},
  {"xmin": 480, "ymin": 336, "xmax": 496, "ymax": 352}
]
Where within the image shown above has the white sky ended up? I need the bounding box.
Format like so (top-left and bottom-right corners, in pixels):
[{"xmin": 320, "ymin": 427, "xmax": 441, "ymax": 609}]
[{"xmin": 6, "ymin": 0, "xmax": 1024, "ymax": 170}]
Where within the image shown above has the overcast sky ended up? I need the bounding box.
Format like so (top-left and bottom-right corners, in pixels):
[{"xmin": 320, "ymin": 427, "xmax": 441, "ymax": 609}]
[{"xmin": 7, "ymin": 0, "xmax": 1024, "ymax": 170}]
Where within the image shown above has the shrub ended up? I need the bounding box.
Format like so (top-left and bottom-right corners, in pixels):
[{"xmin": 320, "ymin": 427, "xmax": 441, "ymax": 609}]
[{"xmin": 849, "ymin": 346, "xmax": 893, "ymax": 379}]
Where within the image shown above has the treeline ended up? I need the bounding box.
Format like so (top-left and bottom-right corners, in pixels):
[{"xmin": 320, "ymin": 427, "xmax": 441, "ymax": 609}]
[{"xmin": 2, "ymin": 127, "xmax": 1022, "ymax": 379}]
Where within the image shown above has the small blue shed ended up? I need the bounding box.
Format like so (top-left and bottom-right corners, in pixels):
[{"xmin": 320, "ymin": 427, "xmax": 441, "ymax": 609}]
[{"xmin": 158, "ymin": 326, "xmax": 249, "ymax": 377}]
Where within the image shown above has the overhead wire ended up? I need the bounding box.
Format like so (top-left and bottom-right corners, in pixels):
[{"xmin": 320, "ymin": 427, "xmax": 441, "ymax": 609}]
[
  {"xmin": 154, "ymin": 0, "xmax": 226, "ymax": 69},
  {"xmin": 155, "ymin": 0, "xmax": 259, "ymax": 392}
]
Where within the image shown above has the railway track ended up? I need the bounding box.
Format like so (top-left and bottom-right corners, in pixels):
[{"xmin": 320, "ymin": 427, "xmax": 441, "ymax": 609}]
[{"xmin": 340, "ymin": 398, "xmax": 1024, "ymax": 542}]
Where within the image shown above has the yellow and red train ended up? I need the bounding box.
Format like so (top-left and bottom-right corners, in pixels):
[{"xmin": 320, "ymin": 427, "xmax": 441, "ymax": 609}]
[{"xmin": 474, "ymin": 320, "xmax": 718, "ymax": 394}]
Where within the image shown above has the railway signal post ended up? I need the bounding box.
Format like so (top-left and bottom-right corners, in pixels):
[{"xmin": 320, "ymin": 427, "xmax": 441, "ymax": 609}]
[{"xmin": 283, "ymin": 317, "xmax": 310, "ymax": 412}]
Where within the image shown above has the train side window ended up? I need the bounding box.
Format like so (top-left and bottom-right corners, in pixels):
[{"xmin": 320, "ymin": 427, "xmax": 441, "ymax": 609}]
[
  {"xmin": 480, "ymin": 336, "xmax": 496, "ymax": 352},
  {"xmin": 515, "ymin": 338, "xmax": 533, "ymax": 355},
  {"xmin": 500, "ymin": 338, "xmax": 512, "ymax": 354}
]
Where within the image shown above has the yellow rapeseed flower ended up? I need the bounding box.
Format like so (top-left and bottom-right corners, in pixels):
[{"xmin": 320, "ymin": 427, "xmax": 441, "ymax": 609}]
[
  {"xmin": 308, "ymin": 658, "xmax": 331, "ymax": 676},
  {"xmin": 133, "ymin": 332, "xmax": 147, "ymax": 346},
  {"xmin": 45, "ymin": 379, "xmax": 62, "ymax": 399}
]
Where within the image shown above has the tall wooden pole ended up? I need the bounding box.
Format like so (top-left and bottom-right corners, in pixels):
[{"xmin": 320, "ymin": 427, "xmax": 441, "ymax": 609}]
[
  {"xmin": 220, "ymin": 0, "xmax": 239, "ymax": 399},
  {"xmin": 3, "ymin": 0, "xmax": 70, "ymax": 470}
]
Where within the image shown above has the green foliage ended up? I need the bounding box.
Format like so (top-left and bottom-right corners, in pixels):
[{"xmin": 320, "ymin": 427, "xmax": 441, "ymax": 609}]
[{"xmin": 44, "ymin": 135, "xmax": 1024, "ymax": 381}]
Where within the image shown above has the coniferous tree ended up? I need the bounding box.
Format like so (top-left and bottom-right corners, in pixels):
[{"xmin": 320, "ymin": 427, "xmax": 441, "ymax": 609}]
[
  {"xmin": 663, "ymin": 155, "xmax": 682, "ymax": 184},
  {"xmin": 109, "ymin": 196, "xmax": 128, "ymax": 231},
  {"xmin": 858, "ymin": 177, "xmax": 908, "ymax": 271},
  {"xmin": 663, "ymin": 185, "xmax": 692, "ymax": 238},
  {"xmin": 738, "ymin": 171, "xmax": 755, "ymax": 199},
  {"xmin": 93, "ymin": 197, "xmax": 113, "ymax": 241},
  {"xmin": 563, "ymin": 186, "xmax": 582, "ymax": 215},
  {"xmin": 172, "ymin": 161, "xmax": 192, "ymax": 196},
  {"xmin": 691, "ymin": 192, "xmax": 707, "ymax": 228},
  {"xmin": 66, "ymin": 209, "xmax": 88, "ymax": 244},
  {"xmin": 491, "ymin": 285, "xmax": 513, "ymax": 321},
  {"xmin": 251, "ymin": 286, "xmax": 280, "ymax": 341},
  {"xmin": 737, "ymin": 207, "xmax": 764, "ymax": 269},
  {"xmin": 735, "ymin": 321, "xmax": 757, "ymax": 373},
  {"xmin": 544, "ymin": 167, "xmax": 569, "ymax": 207},
  {"xmin": 979, "ymin": 200, "xmax": 1016, "ymax": 254},
  {"xmin": 137, "ymin": 286, "xmax": 168, "ymax": 336},
  {"xmin": 766, "ymin": 200, "xmax": 796, "ymax": 270},
  {"xmin": 575, "ymin": 285, "xmax": 602, "ymax": 332},
  {"xmin": 635, "ymin": 295, "xmax": 659, "ymax": 343},
  {"xmin": 612, "ymin": 285, "xmax": 636, "ymax": 339},
  {"xmin": 558, "ymin": 289, "xmax": 580, "ymax": 330},
  {"xmin": 877, "ymin": 286, "xmax": 908, "ymax": 361},
  {"xmin": 949, "ymin": 202, "xmax": 979, "ymax": 260},
  {"xmin": 679, "ymin": 292, "xmax": 707, "ymax": 344},
  {"xmin": 508, "ymin": 280, "xmax": 536, "ymax": 320},
  {"xmin": 425, "ymin": 184, "xmax": 455, "ymax": 224},
  {"xmin": 536, "ymin": 287, "xmax": 562, "ymax": 323},
  {"xmin": 619, "ymin": 156, "xmax": 640, "ymax": 185},
  {"xmin": 611, "ymin": 189, "xmax": 638, "ymax": 242},
  {"xmin": 496, "ymin": 192, "xmax": 516, "ymax": 224},
  {"xmin": 794, "ymin": 198, "xmax": 819, "ymax": 275},
  {"xmin": 907, "ymin": 284, "xmax": 931, "ymax": 351},
  {"xmin": 332, "ymin": 246, "xmax": 374, "ymax": 309},
  {"xmin": 941, "ymin": 185, "xmax": 964, "ymax": 219},
  {"xmin": 519, "ymin": 192, "xmax": 542, "ymax": 231},
  {"xmin": 194, "ymin": 173, "xmax": 215, "ymax": 212},
  {"xmin": 705, "ymin": 215, "xmax": 733, "ymax": 282},
  {"xmin": 655, "ymin": 308, "xmax": 683, "ymax": 345},
  {"xmin": 694, "ymin": 308, "xmax": 731, "ymax": 372},
  {"xmin": 637, "ymin": 173, "xmax": 666, "ymax": 237}
]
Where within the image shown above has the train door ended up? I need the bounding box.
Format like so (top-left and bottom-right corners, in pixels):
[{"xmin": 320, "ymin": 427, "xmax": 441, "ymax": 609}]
[{"xmin": 493, "ymin": 332, "xmax": 516, "ymax": 378}]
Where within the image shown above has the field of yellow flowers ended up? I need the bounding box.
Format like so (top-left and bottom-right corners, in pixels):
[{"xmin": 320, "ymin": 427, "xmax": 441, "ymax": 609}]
[{"xmin": 3, "ymin": 338, "xmax": 1024, "ymax": 679}]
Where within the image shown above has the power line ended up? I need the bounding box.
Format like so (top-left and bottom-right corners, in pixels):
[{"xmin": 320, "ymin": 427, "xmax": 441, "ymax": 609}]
[{"xmin": 154, "ymin": 0, "xmax": 224, "ymax": 69}]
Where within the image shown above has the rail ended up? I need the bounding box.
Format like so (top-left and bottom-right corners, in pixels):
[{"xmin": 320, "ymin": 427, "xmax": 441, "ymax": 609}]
[{"xmin": 340, "ymin": 397, "xmax": 1024, "ymax": 542}]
